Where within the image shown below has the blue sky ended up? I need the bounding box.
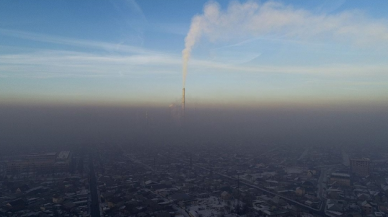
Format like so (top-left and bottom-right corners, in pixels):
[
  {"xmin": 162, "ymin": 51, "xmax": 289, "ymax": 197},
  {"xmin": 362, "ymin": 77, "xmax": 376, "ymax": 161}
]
[{"xmin": 0, "ymin": 0, "xmax": 388, "ymax": 107}]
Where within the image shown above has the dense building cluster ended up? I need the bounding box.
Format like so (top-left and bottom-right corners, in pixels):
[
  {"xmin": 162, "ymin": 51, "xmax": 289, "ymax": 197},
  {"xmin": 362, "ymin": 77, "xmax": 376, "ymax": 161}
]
[
  {"xmin": 1, "ymin": 143, "xmax": 388, "ymax": 217},
  {"xmin": 0, "ymin": 151, "xmax": 90, "ymax": 217},
  {"xmin": 5, "ymin": 151, "xmax": 72, "ymax": 175}
]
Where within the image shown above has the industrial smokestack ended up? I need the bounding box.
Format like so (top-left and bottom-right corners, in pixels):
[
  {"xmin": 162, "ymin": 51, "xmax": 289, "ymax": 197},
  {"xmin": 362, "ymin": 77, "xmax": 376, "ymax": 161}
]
[{"xmin": 182, "ymin": 88, "xmax": 185, "ymax": 118}]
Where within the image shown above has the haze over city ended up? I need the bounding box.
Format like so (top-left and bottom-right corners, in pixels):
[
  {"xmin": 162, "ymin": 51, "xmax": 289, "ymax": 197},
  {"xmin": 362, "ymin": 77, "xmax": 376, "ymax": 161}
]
[{"xmin": 0, "ymin": 1, "xmax": 388, "ymax": 217}]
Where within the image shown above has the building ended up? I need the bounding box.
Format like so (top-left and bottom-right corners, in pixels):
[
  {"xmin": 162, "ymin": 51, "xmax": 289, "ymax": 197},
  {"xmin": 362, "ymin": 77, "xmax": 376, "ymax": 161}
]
[
  {"xmin": 329, "ymin": 173, "xmax": 350, "ymax": 186},
  {"xmin": 350, "ymin": 158, "xmax": 370, "ymax": 177},
  {"xmin": 55, "ymin": 151, "xmax": 72, "ymax": 171},
  {"xmin": 295, "ymin": 187, "xmax": 305, "ymax": 196},
  {"xmin": 6, "ymin": 151, "xmax": 71, "ymax": 174},
  {"xmin": 361, "ymin": 201, "xmax": 373, "ymax": 215}
]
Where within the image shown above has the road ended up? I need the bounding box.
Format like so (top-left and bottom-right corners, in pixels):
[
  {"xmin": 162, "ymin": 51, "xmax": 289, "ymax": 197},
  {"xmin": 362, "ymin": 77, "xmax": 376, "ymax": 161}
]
[
  {"xmin": 89, "ymin": 152, "xmax": 102, "ymax": 217},
  {"xmin": 317, "ymin": 168, "xmax": 326, "ymax": 199}
]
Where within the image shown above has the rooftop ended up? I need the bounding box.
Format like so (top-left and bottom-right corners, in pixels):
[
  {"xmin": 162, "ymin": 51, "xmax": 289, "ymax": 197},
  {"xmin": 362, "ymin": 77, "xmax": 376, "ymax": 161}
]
[
  {"xmin": 57, "ymin": 151, "xmax": 71, "ymax": 160},
  {"xmin": 331, "ymin": 173, "xmax": 350, "ymax": 178}
]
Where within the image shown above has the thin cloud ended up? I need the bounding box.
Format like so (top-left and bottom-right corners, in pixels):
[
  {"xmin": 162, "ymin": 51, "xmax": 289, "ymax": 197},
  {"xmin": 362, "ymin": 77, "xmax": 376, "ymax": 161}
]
[
  {"xmin": 0, "ymin": 50, "xmax": 181, "ymax": 78},
  {"xmin": 0, "ymin": 50, "xmax": 386, "ymax": 78},
  {"xmin": 191, "ymin": 59, "xmax": 388, "ymax": 77},
  {"xmin": 181, "ymin": 0, "xmax": 388, "ymax": 88},
  {"xmin": 183, "ymin": 0, "xmax": 388, "ymax": 61},
  {"xmin": 0, "ymin": 28, "xmax": 155, "ymax": 54}
]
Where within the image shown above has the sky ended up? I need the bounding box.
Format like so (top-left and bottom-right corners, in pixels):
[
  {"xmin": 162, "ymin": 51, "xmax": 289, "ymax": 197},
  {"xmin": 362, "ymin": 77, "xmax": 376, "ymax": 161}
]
[{"xmin": 1, "ymin": 0, "xmax": 388, "ymax": 108}]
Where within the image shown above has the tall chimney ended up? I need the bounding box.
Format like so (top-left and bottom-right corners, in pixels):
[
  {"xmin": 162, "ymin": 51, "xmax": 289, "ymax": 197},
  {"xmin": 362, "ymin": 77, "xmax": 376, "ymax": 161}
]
[{"xmin": 182, "ymin": 88, "xmax": 185, "ymax": 118}]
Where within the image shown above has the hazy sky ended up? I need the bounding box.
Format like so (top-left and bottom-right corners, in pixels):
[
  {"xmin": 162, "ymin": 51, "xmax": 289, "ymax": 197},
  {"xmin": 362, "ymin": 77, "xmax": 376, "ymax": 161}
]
[{"xmin": 1, "ymin": 0, "xmax": 388, "ymax": 107}]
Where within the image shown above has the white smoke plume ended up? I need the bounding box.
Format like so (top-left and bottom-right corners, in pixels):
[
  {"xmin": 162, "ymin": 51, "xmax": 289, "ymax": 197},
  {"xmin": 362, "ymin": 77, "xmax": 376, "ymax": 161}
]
[
  {"xmin": 182, "ymin": 16, "xmax": 203, "ymax": 88},
  {"xmin": 182, "ymin": 1, "xmax": 388, "ymax": 86}
]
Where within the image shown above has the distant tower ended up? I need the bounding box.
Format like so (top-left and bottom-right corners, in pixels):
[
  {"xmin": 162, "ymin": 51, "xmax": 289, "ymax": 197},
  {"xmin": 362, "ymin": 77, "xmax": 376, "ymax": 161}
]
[
  {"xmin": 182, "ymin": 88, "xmax": 185, "ymax": 119},
  {"xmin": 145, "ymin": 111, "xmax": 148, "ymax": 127}
]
